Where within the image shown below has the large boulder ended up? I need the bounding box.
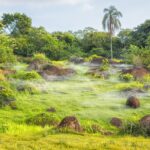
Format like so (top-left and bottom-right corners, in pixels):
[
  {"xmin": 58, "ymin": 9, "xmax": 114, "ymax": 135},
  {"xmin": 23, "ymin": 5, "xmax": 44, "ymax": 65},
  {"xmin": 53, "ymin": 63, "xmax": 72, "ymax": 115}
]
[
  {"xmin": 58, "ymin": 116, "xmax": 82, "ymax": 132},
  {"xmin": 126, "ymin": 96, "xmax": 140, "ymax": 108},
  {"xmin": 122, "ymin": 67, "xmax": 149, "ymax": 79},
  {"xmin": 41, "ymin": 64, "xmax": 75, "ymax": 76},
  {"xmin": 39, "ymin": 64, "xmax": 75, "ymax": 81},
  {"xmin": 140, "ymin": 115, "xmax": 150, "ymax": 128},
  {"xmin": 110, "ymin": 117, "xmax": 123, "ymax": 128}
]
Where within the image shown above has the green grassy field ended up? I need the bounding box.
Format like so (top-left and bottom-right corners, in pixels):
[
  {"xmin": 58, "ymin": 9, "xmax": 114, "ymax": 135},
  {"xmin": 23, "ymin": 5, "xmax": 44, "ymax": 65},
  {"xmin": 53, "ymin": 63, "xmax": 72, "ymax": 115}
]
[{"xmin": 0, "ymin": 62, "xmax": 150, "ymax": 149}]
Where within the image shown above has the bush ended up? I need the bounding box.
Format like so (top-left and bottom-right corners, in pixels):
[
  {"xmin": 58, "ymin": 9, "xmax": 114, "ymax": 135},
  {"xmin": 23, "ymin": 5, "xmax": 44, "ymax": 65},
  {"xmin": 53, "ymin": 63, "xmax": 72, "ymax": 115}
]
[
  {"xmin": 84, "ymin": 124, "xmax": 102, "ymax": 133},
  {"xmin": 0, "ymin": 86, "xmax": 16, "ymax": 107},
  {"xmin": 0, "ymin": 34, "xmax": 16, "ymax": 64},
  {"xmin": 17, "ymin": 83, "xmax": 40, "ymax": 94},
  {"xmin": 22, "ymin": 71, "xmax": 41, "ymax": 80},
  {"xmin": 89, "ymin": 48, "xmax": 109, "ymax": 57},
  {"xmin": 17, "ymin": 56, "xmax": 32, "ymax": 64},
  {"xmin": 99, "ymin": 66, "xmax": 109, "ymax": 71},
  {"xmin": 33, "ymin": 53, "xmax": 49, "ymax": 64},
  {"xmin": 120, "ymin": 121, "xmax": 150, "ymax": 136},
  {"xmin": 13, "ymin": 71, "xmax": 41, "ymax": 80},
  {"xmin": 120, "ymin": 73, "xmax": 134, "ymax": 81},
  {"xmin": 123, "ymin": 45, "xmax": 150, "ymax": 68},
  {"xmin": 26, "ymin": 113, "xmax": 59, "ymax": 127},
  {"xmin": 85, "ymin": 54, "xmax": 101, "ymax": 62},
  {"xmin": 99, "ymin": 59, "xmax": 109, "ymax": 71},
  {"xmin": 112, "ymin": 59, "xmax": 123, "ymax": 63},
  {"xmin": 9, "ymin": 101, "xmax": 17, "ymax": 110},
  {"xmin": 51, "ymin": 61, "xmax": 66, "ymax": 67},
  {"xmin": 93, "ymin": 73, "xmax": 103, "ymax": 79},
  {"xmin": 116, "ymin": 82, "xmax": 144, "ymax": 91}
]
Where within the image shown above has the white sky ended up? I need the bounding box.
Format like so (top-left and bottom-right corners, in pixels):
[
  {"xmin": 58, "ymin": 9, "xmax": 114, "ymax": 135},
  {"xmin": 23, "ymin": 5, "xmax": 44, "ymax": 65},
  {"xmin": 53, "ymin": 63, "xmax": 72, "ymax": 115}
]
[{"xmin": 0, "ymin": 0, "xmax": 149, "ymax": 32}]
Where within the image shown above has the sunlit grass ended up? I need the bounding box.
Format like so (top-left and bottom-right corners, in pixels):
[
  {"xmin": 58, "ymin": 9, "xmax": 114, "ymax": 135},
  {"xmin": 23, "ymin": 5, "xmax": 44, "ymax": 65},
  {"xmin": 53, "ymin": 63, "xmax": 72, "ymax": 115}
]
[
  {"xmin": 0, "ymin": 134, "xmax": 150, "ymax": 150},
  {"xmin": 0, "ymin": 63, "xmax": 150, "ymax": 149}
]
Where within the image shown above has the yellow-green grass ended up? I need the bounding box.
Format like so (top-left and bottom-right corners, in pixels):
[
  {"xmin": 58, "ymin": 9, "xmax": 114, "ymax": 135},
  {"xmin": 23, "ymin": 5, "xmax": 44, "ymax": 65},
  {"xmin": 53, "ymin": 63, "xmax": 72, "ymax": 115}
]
[
  {"xmin": 0, "ymin": 134, "xmax": 150, "ymax": 150},
  {"xmin": 1, "ymin": 64, "xmax": 150, "ymax": 129},
  {"xmin": 0, "ymin": 63, "xmax": 150, "ymax": 149}
]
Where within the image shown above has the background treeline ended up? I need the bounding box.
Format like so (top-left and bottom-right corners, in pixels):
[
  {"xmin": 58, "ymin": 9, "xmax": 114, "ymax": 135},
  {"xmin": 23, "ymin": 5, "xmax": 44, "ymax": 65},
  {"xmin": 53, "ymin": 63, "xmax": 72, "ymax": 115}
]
[{"xmin": 0, "ymin": 13, "xmax": 150, "ymax": 67}]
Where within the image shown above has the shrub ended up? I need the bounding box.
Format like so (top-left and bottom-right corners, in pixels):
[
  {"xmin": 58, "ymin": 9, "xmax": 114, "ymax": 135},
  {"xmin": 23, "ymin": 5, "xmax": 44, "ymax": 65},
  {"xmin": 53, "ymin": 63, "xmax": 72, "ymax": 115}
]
[
  {"xmin": 33, "ymin": 53, "xmax": 49, "ymax": 64},
  {"xmin": 120, "ymin": 121, "xmax": 150, "ymax": 137},
  {"xmin": 17, "ymin": 56, "xmax": 32, "ymax": 64},
  {"xmin": 22, "ymin": 71, "xmax": 41, "ymax": 80},
  {"xmin": 84, "ymin": 124, "xmax": 102, "ymax": 133},
  {"xmin": 17, "ymin": 83, "xmax": 40, "ymax": 94},
  {"xmin": 120, "ymin": 73, "xmax": 134, "ymax": 81},
  {"xmin": 0, "ymin": 86, "xmax": 16, "ymax": 107},
  {"xmin": 9, "ymin": 101, "xmax": 17, "ymax": 110},
  {"xmin": 85, "ymin": 54, "xmax": 101, "ymax": 62},
  {"xmin": 26, "ymin": 113, "xmax": 59, "ymax": 127},
  {"xmin": 116, "ymin": 82, "xmax": 144, "ymax": 91},
  {"xmin": 112, "ymin": 59, "xmax": 123, "ymax": 63},
  {"xmin": 0, "ymin": 34, "xmax": 16, "ymax": 64},
  {"xmin": 13, "ymin": 71, "xmax": 41, "ymax": 80},
  {"xmin": 99, "ymin": 66, "xmax": 109, "ymax": 71},
  {"xmin": 89, "ymin": 48, "xmax": 110, "ymax": 57},
  {"xmin": 99, "ymin": 59, "xmax": 109, "ymax": 71},
  {"xmin": 51, "ymin": 61, "xmax": 66, "ymax": 67},
  {"xmin": 93, "ymin": 73, "xmax": 103, "ymax": 79},
  {"xmin": 123, "ymin": 45, "xmax": 150, "ymax": 68}
]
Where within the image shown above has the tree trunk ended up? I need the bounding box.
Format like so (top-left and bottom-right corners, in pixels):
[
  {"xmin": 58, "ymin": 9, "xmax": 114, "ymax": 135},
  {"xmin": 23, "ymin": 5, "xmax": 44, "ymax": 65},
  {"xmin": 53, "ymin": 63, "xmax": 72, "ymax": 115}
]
[
  {"xmin": 110, "ymin": 34, "xmax": 113, "ymax": 60},
  {"xmin": 109, "ymin": 16, "xmax": 113, "ymax": 60}
]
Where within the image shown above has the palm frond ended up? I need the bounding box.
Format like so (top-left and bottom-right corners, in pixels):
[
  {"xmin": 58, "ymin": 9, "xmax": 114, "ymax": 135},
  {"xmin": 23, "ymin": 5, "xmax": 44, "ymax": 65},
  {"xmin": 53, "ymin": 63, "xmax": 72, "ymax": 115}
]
[{"xmin": 102, "ymin": 5, "xmax": 122, "ymax": 34}]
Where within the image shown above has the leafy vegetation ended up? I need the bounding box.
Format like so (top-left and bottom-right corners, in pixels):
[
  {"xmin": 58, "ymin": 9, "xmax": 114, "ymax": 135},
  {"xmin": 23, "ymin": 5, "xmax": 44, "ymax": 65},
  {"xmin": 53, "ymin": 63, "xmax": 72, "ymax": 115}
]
[
  {"xmin": 0, "ymin": 85, "xmax": 16, "ymax": 107},
  {"xmin": 0, "ymin": 6, "xmax": 150, "ymax": 149}
]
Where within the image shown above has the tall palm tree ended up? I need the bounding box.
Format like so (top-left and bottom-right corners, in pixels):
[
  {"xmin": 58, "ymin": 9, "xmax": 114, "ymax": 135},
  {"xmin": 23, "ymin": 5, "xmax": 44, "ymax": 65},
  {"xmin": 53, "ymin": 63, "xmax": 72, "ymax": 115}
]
[{"xmin": 102, "ymin": 6, "xmax": 122, "ymax": 59}]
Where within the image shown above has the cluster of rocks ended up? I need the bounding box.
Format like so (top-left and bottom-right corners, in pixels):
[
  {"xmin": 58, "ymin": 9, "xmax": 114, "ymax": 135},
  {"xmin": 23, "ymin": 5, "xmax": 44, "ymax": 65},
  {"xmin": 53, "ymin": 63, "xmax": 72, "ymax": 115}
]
[
  {"xmin": 28, "ymin": 102, "xmax": 150, "ymax": 134},
  {"xmin": 28, "ymin": 60, "xmax": 76, "ymax": 81},
  {"xmin": 109, "ymin": 96, "xmax": 150, "ymax": 130},
  {"xmin": 122, "ymin": 67, "xmax": 149, "ymax": 80},
  {"xmin": 110, "ymin": 115, "xmax": 150, "ymax": 130}
]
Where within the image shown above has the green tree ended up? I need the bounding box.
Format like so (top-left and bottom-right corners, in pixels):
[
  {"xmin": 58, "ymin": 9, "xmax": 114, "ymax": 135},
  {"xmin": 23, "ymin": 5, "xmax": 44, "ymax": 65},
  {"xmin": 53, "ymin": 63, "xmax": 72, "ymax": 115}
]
[
  {"xmin": 14, "ymin": 27, "xmax": 59, "ymax": 58},
  {"xmin": 73, "ymin": 27, "xmax": 97, "ymax": 39},
  {"xmin": 2, "ymin": 13, "xmax": 32, "ymax": 36},
  {"xmin": 130, "ymin": 20, "xmax": 150, "ymax": 47},
  {"xmin": 0, "ymin": 34, "xmax": 16, "ymax": 63},
  {"xmin": 118, "ymin": 29, "xmax": 132, "ymax": 49},
  {"xmin": 102, "ymin": 6, "xmax": 122, "ymax": 59},
  {"xmin": 82, "ymin": 32, "xmax": 110, "ymax": 54}
]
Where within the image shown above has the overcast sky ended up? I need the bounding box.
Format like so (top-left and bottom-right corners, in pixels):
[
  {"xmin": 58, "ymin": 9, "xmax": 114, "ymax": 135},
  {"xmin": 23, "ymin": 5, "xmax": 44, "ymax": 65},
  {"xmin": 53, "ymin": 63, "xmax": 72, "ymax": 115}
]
[{"xmin": 0, "ymin": 0, "xmax": 150, "ymax": 32}]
